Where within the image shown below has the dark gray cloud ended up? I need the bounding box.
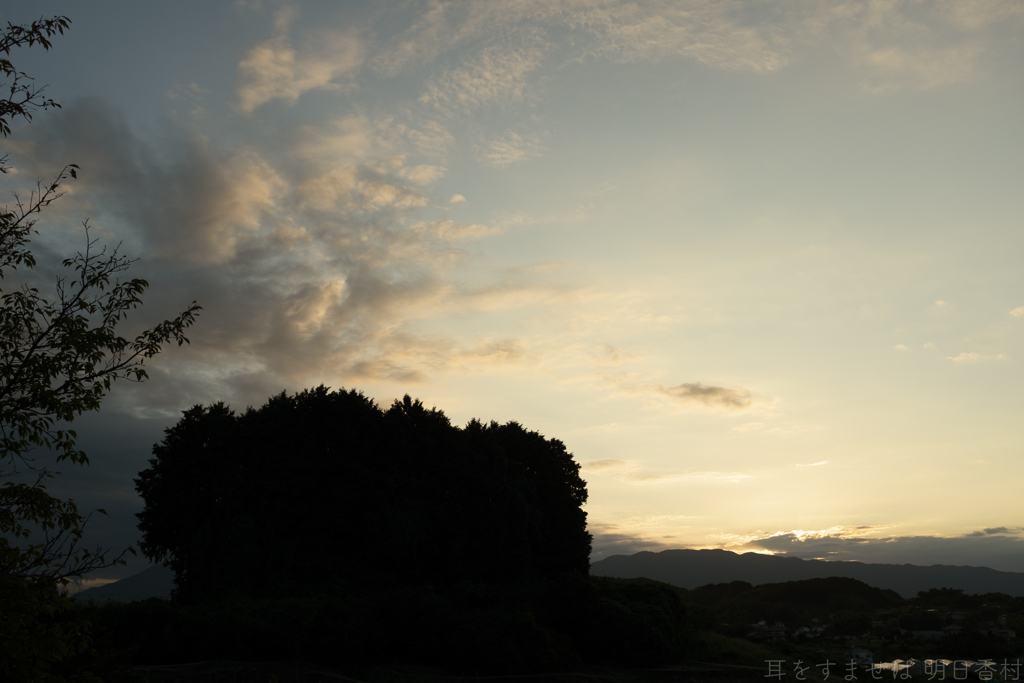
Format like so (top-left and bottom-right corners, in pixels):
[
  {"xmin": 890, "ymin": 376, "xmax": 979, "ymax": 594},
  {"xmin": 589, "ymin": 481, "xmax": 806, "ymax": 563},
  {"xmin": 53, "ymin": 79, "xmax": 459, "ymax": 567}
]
[
  {"xmin": 9, "ymin": 97, "xmax": 524, "ymax": 414},
  {"xmin": 658, "ymin": 382, "xmax": 754, "ymax": 409},
  {"xmin": 588, "ymin": 523, "xmax": 678, "ymax": 562},
  {"xmin": 738, "ymin": 530, "xmax": 1024, "ymax": 574}
]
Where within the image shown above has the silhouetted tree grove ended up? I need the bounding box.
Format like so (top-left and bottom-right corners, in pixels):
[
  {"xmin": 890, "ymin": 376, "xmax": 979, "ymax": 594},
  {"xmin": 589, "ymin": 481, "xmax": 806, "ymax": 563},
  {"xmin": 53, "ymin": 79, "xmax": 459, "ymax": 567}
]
[{"xmin": 135, "ymin": 386, "xmax": 592, "ymax": 603}]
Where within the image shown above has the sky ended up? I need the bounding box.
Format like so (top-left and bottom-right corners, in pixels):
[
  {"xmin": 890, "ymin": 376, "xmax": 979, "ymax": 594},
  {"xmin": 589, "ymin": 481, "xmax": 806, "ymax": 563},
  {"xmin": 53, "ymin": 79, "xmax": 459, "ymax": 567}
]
[{"xmin": 3, "ymin": 0, "xmax": 1024, "ymax": 589}]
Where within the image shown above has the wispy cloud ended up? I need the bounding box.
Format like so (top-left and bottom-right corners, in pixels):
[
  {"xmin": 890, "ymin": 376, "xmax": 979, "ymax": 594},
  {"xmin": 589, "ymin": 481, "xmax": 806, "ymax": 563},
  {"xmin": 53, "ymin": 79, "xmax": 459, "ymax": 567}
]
[
  {"xmin": 376, "ymin": 1, "xmax": 796, "ymax": 83},
  {"xmin": 365, "ymin": 0, "xmax": 1024, "ymax": 114},
  {"xmin": 236, "ymin": 9, "xmax": 364, "ymax": 114},
  {"xmin": 834, "ymin": 0, "xmax": 1022, "ymax": 93},
  {"xmin": 947, "ymin": 352, "xmax": 1008, "ymax": 362},
  {"xmin": 588, "ymin": 344, "xmax": 627, "ymax": 367},
  {"xmin": 484, "ymin": 131, "xmax": 544, "ymax": 167},
  {"xmin": 582, "ymin": 459, "xmax": 751, "ymax": 484},
  {"xmin": 420, "ymin": 41, "xmax": 545, "ymax": 114},
  {"xmin": 410, "ymin": 220, "xmax": 501, "ymax": 241},
  {"xmin": 584, "ymin": 459, "xmax": 629, "ymax": 471}
]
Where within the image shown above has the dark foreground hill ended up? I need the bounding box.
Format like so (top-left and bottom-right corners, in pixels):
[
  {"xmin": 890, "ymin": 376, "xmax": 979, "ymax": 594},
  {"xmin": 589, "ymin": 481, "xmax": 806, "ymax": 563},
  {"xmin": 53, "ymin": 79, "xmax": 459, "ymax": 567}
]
[{"xmin": 590, "ymin": 548, "xmax": 1024, "ymax": 597}]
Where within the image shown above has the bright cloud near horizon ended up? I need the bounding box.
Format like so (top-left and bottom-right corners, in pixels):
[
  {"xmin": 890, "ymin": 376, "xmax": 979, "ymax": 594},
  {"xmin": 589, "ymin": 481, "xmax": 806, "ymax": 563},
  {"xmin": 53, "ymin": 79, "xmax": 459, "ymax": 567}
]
[{"xmin": 4, "ymin": 1, "xmax": 1024, "ymax": 582}]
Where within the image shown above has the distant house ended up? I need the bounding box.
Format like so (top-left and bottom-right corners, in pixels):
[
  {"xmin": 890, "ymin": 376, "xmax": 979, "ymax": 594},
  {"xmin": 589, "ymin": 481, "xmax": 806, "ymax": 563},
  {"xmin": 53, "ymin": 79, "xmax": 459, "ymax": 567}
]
[
  {"xmin": 942, "ymin": 624, "xmax": 962, "ymax": 636},
  {"xmin": 848, "ymin": 648, "xmax": 873, "ymax": 668}
]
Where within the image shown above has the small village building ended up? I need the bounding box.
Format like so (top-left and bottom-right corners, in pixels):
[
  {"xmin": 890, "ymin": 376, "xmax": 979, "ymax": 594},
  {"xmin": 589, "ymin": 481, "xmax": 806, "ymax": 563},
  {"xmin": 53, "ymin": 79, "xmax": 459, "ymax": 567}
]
[{"xmin": 847, "ymin": 648, "xmax": 873, "ymax": 668}]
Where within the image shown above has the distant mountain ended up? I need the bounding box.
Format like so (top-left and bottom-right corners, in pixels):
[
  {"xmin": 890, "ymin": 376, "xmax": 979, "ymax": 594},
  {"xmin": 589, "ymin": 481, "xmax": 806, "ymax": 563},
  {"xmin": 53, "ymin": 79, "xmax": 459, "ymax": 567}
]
[
  {"xmin": 72, "ymin": 564, "xmax": 174, "ymax": 603},
  {"xmin": 590, "ymin": 549, "xmax": 1024, "ymax": 598}
]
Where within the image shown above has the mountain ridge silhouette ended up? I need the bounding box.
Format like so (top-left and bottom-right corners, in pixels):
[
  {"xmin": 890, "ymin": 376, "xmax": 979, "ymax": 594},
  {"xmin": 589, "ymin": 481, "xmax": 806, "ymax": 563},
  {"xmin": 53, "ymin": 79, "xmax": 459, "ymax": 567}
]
[
  {"xmin": 590, "ymin": 548, "xmax": 1024, "ymax": 597},
  {"xmin": 71, "ymin": 564, "xmax": 174, "ymax": 603}
]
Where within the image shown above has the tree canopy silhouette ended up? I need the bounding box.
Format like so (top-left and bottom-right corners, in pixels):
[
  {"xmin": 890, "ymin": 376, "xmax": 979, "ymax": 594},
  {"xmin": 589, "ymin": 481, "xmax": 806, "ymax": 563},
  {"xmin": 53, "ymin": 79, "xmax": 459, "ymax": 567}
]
[
  {"xmin": 135, "ymin": 386, "xmax": 592, "ymax": 603},
  {"xmin": 125, "ymin": 388, "xmax": 690, "ymax": 672}
]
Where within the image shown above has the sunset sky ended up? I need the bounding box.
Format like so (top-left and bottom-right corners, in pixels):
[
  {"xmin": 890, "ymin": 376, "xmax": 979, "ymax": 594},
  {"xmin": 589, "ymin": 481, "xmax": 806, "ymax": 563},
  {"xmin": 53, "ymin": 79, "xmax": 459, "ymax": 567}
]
[{"xmin": 4, "ymin": 0, "xmax": 1024, "ymax": 587}]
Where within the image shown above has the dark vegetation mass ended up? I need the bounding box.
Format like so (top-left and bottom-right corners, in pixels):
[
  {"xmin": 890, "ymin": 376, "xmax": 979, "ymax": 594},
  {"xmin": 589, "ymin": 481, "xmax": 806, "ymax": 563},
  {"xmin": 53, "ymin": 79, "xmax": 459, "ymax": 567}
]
[
  {"xmin": 105, "ymin": 387, "xmax": 692, "ymax": 674},
  {"xmin": 686, "ymin": 576, "xmax": 903, "ymax": 629},
  {"xmin": 135, "ymin": 386, "xmax": 592, "ymax": 602}
]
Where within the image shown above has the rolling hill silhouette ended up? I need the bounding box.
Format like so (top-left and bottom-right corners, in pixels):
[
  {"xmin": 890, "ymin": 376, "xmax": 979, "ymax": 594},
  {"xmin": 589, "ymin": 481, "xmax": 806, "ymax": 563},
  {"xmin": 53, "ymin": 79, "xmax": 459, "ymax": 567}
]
[{"xmin": 590, "ymin": 548, "xmax": 1024, "ymax": 597}]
